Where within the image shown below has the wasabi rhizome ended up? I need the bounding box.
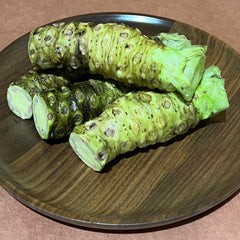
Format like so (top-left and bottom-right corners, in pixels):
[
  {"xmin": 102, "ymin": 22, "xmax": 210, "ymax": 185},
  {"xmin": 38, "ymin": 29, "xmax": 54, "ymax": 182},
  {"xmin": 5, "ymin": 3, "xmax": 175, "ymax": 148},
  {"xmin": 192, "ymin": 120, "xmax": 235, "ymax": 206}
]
[{"xmin": 6, "ymin": 20, "xmax": 229, "ymax": 171}]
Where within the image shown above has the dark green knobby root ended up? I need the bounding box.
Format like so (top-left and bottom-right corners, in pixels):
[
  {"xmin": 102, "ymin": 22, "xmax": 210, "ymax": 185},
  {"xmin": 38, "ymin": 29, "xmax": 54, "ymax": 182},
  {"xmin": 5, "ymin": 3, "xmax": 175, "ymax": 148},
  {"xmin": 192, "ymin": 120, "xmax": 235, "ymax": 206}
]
[
  {"xmin": 7, "ymin": 70, "xmax": 69, "ymax": 119},
  {"xmin": 28, "ymin": 22, "xmax": 207, "ymax": 101},
  {"xmin": 28, "ymin": 22, "xmax": 92, "ymax": 70},
  {"xmin": 69, "ymin": 65, "xmax": 229, "ymax": 171},
  {"xmin": 33, "ymin": 79, "xmax": 125, "ymax": 139}
]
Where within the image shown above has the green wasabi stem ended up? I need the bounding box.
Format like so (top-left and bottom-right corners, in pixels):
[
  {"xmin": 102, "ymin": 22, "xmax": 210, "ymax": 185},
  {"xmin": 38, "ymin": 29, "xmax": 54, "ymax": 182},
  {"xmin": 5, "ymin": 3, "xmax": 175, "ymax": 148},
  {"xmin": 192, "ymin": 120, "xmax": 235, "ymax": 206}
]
[
  {"xmin": 7, "ymin": 70, "xmax": 69, "ymax": 119},
  {"xmin": 193, "ymin": 65, "xmax": 229, "ymax": 119},
  {"xmin": 69, "ymin": 66, "xmax": 229, "ymax": 171},
  {"xmin": 151, "ymin": 32, "xmax": 192, "ymax": 50},
  {"xmin": 32, "ymin": 79, "xmax": 125, "ymax": 139},
  {"xmin": 28, "ymin": 22, "xmax": 207, "ymax": 101}
]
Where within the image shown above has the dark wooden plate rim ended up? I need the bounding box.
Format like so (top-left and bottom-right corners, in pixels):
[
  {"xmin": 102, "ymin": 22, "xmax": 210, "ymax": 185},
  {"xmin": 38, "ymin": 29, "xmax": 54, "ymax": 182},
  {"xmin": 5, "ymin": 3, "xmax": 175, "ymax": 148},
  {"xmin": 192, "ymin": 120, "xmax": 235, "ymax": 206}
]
[{"xmin": 0, "ymin": 12, "xmax": 240, "ymax": 231}]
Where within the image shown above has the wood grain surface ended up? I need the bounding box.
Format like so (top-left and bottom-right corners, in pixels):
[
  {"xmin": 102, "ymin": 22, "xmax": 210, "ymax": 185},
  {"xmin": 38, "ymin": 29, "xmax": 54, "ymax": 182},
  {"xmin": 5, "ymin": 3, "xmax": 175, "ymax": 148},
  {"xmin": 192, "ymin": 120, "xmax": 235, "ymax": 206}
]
[{"xmin": 0, "ymin": 13, "xmax": 239, "ymax": 231}]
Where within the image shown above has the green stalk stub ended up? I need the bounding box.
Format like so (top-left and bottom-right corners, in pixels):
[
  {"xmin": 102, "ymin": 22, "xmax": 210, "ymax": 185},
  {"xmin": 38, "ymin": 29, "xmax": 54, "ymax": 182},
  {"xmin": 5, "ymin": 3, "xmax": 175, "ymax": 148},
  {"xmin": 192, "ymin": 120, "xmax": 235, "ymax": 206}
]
[{"xmin": 193, "ymin": 65, "xmax": 229, "ymax": 120}]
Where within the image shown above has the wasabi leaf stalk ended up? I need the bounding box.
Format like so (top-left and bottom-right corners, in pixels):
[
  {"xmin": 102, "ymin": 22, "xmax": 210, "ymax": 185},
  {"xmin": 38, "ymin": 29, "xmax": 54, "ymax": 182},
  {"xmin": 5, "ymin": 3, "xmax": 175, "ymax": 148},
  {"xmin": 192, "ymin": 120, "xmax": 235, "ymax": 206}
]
[
  {"xmin": 69, "ymin": 66, "xmax": 229, "ymax": 171},
  {"xmin": 28, "ymin": 22, "xmax": 207, "ymax": 101},
  {"xmin": 151, "ymin": 32, "xmax": 192, "ymax": 50},
  {"xmin": 192, "ymin": 65, "xmax": 229, "ymax": 119}
]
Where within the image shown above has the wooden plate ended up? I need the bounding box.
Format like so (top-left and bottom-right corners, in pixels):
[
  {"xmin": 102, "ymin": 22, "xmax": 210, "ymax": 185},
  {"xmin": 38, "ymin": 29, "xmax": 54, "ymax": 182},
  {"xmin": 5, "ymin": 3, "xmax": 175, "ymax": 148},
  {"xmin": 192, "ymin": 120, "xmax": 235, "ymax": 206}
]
[{"xmin": 0, "ymin": 13, "xmax": 239, "ymax": 230}]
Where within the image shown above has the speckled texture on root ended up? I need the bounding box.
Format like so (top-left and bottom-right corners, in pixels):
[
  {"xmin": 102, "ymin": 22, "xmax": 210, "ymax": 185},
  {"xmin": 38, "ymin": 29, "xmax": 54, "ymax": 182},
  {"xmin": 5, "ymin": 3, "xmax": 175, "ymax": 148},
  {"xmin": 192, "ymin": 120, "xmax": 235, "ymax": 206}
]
[
  {"xmin": 28, "ymin": 22, "xmax": 92, "ymax": 71},
  {"xmin": 33, "ymin": 79, "xmax": 124, "ymax": 139},
  {"xmin": 7, "ymin": 70, "xmax": 69, "ymax": 119},
  {"xmin": 69, "ymin": 65, "xmax": 229, "ymax": 171},
  {"xmin": 28, "ymin": 22, "xmax": 207, "ymax": 101},
  {"xmin": 69, "ymin": 90, "xmax": 199, "ymax": 171}
]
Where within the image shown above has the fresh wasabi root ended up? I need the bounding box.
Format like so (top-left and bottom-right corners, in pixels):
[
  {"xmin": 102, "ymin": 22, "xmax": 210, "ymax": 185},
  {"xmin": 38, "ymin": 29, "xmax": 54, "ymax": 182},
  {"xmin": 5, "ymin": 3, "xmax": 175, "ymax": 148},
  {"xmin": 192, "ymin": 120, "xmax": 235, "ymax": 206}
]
[
  {"xmin": 69, "ymin": 91, "xmax": 199, "ymax": 171},
  {"xmin": 28, "ymin": 22, "xmax": 207, "ymax": 101},
  {"xmin": 32, "ymin": 79, "xmax": 125, "ymax": 139},
  {"xmin": 69, "ymin": 66, "xmax": 229, "ymax": 171},
  {"xmin": 7, "ymin": 70, "xmax": 69, "ymax": 119}
]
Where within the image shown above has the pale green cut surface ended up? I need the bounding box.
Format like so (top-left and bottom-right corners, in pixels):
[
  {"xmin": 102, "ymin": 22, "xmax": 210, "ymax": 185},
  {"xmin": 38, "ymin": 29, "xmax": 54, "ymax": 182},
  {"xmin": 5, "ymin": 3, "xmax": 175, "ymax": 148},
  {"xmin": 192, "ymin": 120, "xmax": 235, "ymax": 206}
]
[
  {"xmin": 69, "ymin": 133, "xmax": 103, "ymax": 171},
  {"xmin": 7, "ymin": 85, "xmax": 32, "ymax": 119},
  {"xmin": 32, "ymin": 95, "xmax": 50, "ymax": 139}
]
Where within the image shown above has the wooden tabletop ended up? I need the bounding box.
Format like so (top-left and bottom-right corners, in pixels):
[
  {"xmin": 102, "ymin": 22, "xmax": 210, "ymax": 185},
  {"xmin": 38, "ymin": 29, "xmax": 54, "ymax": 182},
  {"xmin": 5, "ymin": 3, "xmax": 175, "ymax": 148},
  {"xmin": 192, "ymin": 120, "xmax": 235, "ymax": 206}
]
[{"xmin": 1, "ymin": 0, "xmax": 239, "ymax": 239}]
